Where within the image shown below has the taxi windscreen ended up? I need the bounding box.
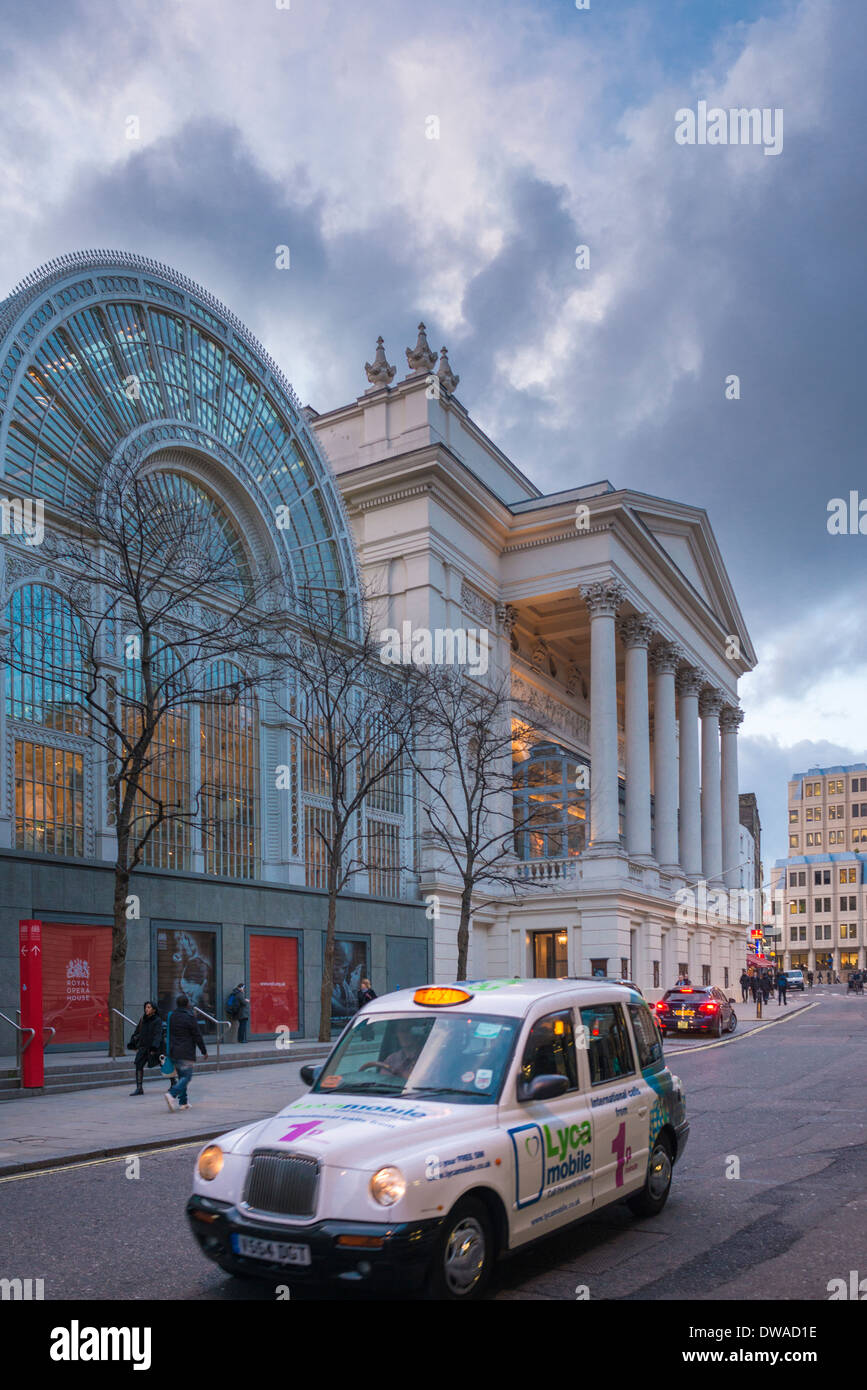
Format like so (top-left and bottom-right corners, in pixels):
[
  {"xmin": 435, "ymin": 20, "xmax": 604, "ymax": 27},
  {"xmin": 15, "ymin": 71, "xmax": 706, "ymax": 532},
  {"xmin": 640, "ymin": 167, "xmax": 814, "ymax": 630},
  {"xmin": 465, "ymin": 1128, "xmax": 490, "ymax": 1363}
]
[{"xmin": 312, "ymin": 1013, "xmax": 521, "ymax": 1103}]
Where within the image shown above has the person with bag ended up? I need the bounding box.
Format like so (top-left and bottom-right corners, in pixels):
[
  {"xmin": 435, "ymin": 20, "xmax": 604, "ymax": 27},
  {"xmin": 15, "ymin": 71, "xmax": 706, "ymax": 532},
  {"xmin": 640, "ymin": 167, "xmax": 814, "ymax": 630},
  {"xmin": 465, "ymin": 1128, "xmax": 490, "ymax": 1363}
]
[
  {"xmin": 357, "ymin": 978, "xmax": 377, "ymax": 1009},
  {"xmin": 226, "ymin": 984, "xmax": 249, "ymax": 1043},
  {"xmin": 164, "ymin": 994, "xmax": 208, "ymax": 1111},
  {"xmin": 128, "ymin": 1001, "xmax": 163, "ymax": 1096}
]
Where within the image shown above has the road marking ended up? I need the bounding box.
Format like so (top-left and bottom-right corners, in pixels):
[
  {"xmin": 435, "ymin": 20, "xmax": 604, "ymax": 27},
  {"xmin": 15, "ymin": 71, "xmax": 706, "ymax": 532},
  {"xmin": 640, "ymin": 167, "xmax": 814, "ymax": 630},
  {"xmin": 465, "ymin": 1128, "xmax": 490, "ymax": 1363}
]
[
  {"xmin": 0, "ymin": 1138, "xmax": 206, "ymax": 1184},
  {"xmin": 666, "ymin": 1002, "xmax": 820, "ymax": 1055}
]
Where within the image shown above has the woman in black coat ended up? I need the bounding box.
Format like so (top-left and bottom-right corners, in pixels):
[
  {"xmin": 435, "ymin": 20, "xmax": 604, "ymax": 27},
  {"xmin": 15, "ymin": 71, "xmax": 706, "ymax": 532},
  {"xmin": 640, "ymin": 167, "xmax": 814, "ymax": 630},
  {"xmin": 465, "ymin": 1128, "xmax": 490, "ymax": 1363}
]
[{"xmin": 129, "ymin": 1001, "xmax": 164, "ymax": 1096}]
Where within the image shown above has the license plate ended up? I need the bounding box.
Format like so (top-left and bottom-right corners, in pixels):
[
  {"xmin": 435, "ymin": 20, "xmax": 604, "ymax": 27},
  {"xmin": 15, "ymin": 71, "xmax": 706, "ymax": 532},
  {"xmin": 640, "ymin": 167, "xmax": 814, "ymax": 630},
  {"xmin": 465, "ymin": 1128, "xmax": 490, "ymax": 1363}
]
[
  {"xmin": 232, "ymin": 1234, "xmax": 312, "ymax": 1266},
  {"xmin": 676, "ymin": 1009, "xmax": 694, "ymax": 1017},
  {"xmin": 677, "ymin": 1021, "xmax": 688, "ymax": 1030}
]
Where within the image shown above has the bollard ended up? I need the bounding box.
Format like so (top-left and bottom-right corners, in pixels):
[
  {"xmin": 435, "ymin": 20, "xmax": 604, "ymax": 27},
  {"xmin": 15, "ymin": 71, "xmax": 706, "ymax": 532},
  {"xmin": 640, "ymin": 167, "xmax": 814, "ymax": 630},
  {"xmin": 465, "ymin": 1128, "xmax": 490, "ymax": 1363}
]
[{"xmin": 756, "ymin": 993, "xmax": 762, "ymax": 1019}]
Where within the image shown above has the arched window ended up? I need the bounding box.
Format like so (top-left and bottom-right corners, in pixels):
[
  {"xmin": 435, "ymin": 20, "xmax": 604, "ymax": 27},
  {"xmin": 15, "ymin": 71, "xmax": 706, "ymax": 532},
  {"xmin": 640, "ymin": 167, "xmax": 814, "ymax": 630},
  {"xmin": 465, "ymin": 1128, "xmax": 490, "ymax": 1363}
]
[
  {"xmin": 6, "ymin": 584, "xmax": 87, "ymax": 855},
  {"xmin": 201, "ymin": 662, "xmax": 259, "ymax": 878}
]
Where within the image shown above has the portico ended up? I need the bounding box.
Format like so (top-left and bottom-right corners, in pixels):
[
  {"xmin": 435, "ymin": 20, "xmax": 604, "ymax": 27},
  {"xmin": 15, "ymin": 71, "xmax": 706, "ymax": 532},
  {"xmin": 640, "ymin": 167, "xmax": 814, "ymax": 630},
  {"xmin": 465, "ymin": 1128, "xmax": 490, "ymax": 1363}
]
[{"xmin": 311, "ymin": 332, "xmax": 757, "ymax": 995}]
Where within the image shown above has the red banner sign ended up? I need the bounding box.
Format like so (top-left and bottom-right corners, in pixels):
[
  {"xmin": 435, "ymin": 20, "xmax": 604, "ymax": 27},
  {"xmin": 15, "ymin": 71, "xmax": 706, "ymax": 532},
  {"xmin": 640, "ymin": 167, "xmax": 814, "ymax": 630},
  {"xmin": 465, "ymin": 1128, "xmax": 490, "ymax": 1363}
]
[
  {"xmin": 42, "ymin": 922, "xmax": 111, "ymax": 1047},
  {"xmin": 249, "ymin": 934, "xmax": 299, "ymax": 1035}
]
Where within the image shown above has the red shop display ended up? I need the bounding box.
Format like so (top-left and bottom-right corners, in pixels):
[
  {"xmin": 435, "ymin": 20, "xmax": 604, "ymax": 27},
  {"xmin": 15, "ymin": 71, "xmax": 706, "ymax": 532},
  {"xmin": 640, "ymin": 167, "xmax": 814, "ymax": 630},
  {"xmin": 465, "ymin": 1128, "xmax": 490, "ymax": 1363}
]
[
  {"xmin": 42, "ymin": 922, "xmax": 111, "ymax": 1046},
  {"xmin": 249, "ymin": 934, "xmax": 299, "ymax": 1035}
]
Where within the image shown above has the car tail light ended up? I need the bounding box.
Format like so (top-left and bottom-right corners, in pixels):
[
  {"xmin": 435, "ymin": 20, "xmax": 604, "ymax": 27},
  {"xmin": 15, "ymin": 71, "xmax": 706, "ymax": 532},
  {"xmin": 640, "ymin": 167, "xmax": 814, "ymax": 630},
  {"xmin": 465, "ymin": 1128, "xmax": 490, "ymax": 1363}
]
[{"xmin": 699, "ymin": 1000, "xmax": 719, "ymax": 1013}]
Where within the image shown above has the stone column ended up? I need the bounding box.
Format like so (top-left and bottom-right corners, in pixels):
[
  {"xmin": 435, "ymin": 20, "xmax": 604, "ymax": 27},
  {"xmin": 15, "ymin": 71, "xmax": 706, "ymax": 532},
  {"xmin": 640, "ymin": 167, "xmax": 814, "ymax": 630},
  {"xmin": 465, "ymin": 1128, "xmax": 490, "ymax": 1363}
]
[
  {"xmin": 651, "ymin": 642, "xmax": 684, "ymax": 871},
  {"xmin": 617, "ymin": 615, "xmax": 654, "ymax": 860},
  {"xmin": 720, "ymin": 705, "xmax": 744, "ymax": 891},
  {"xmin": 676, "ymin": 667, "xmax": 704, "ymax": 877},
  {"xmin": 580, "ymin": 579, "xmax": 626, "ymax": 852},
  {"xmin": 699, "ymin": 688, "xmax": 725, "ymax": 883}
]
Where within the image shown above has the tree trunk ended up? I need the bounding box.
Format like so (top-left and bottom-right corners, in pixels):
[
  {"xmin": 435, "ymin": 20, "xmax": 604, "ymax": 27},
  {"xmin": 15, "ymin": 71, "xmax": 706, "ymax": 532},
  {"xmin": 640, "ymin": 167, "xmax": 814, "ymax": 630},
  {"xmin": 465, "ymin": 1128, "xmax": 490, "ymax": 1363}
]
[
  {"xmin": 456, "ymin": 882, "xmax": 474, "ymax": 981},
  {"xmin": 108, "ymin": 867, "xmax": 130, "ymax": 1058},
  {"xmin": 318, "ymin": 846, "xmax": 341, "ymax": 1042}
]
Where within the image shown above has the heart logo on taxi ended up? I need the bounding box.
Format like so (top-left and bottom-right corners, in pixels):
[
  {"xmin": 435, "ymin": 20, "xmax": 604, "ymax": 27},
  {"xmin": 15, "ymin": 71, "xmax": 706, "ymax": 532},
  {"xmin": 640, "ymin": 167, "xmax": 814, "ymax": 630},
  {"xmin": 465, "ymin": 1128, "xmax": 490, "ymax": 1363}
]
[{"xmin": 525, "ymin": 1134, "xmax": 540, "ymax": 1158}]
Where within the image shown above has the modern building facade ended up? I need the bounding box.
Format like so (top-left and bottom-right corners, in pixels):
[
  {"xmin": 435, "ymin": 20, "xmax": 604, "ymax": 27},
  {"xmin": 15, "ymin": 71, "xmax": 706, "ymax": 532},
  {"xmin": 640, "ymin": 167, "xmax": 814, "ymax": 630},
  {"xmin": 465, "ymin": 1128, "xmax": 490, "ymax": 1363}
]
[
  {"xmin": 0, "ymin": 252, "xmax": 428, "ymax": 1051},
  {"xmin": 773, "ymin": 764, "xmax": 867, "ymax": 977},
  {"xmin": 0, "ymin": 251, "xmax": 759, "ymax": 1054}
]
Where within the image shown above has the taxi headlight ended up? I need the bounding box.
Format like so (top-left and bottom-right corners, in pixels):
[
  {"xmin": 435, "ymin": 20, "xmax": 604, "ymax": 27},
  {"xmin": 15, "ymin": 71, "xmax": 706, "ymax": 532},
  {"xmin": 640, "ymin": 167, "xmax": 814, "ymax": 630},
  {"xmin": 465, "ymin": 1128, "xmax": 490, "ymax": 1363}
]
[
  {"xmin": 197, "ymin": 1145, "xmax": 224, "ymax": 1181},
  {"xmin": 370, "ymin": 1166, "xmax": 406, "ymax": 1206}
]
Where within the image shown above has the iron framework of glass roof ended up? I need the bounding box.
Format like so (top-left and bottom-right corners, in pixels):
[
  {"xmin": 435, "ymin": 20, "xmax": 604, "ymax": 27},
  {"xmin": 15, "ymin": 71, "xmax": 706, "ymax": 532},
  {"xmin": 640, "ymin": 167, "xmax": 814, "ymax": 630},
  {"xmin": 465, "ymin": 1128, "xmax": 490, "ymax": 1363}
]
[{"xmin": 0, "ymin": 252, "xmax": 359, "ymax": 602}]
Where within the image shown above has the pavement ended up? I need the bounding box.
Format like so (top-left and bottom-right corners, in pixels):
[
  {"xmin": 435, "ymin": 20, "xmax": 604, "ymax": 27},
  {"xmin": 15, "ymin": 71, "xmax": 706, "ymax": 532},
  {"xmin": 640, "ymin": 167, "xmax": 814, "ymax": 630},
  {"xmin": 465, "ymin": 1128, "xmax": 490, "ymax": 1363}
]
[
  {"xmin": 0, "ymin": 1052, "xmax": 325, "ymax": 1177},
  {"xmin": 0, "ymin": 992, "xmax": 824, "ymax": 1178}
]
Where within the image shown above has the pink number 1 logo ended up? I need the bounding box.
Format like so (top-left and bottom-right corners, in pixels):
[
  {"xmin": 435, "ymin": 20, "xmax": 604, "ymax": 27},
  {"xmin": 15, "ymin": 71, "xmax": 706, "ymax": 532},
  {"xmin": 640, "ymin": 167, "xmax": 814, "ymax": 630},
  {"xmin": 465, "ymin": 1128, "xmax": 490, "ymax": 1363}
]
[
  {"xmin": 611, "ymin": 1121, "xmax": 632, "ymax": 1188},
  {"xmin": 279, "ymin": 1120, "xmax": 323, "ymax": 1143}
]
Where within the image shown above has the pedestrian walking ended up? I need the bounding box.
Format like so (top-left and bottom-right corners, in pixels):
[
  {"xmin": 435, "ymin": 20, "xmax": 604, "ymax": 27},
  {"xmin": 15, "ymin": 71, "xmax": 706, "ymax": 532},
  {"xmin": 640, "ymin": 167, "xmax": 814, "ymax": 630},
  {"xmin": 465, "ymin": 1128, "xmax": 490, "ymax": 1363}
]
[
  {"xmin": 740, "ymin": 970, "xmax": 751, "ymax": 1004},
  {"xmin": 236, "ymin": 983, "xmax": 251, "ymax": 1043},
  {"xmin": 761, "ymin": 972, "xmax": 771, "ymax": 1005},
  {"xmin": 164, "ymin": 994, "xmax": 208, "ymax": 1111},
  {"xmin": 128, "ymin": 1001, "xmax": 163, "ymax": 1096},
  {"xmin": 807, "ymin": 970, "xmax": 814, "ymax": 989},
  {"xmin": 749, "ymin": 974, "xmax": 759, "ymax": 1002},
  {"xmin": 357, "ymin": 978, "xmax": 377, "ymax": 1008},
  {"xmin": 777, "ymin": 971, "xmax": 788, "ymax": 1006}
]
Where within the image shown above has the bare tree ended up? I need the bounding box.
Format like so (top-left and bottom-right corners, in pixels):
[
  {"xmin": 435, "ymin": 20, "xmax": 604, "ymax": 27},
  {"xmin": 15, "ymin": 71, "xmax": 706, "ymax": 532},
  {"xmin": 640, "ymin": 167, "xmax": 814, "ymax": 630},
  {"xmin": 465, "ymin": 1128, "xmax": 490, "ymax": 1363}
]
[
  {"xmin": 13, "ymin": 465, "xmax": 281, "ymax": 1054},
  {"xmin": 266, "ymin": 587, "xmax": 417, "ymax": 1041},
  {"xmin": 409, "ymin": 664, "xmax": 551, "ymax": 980}
]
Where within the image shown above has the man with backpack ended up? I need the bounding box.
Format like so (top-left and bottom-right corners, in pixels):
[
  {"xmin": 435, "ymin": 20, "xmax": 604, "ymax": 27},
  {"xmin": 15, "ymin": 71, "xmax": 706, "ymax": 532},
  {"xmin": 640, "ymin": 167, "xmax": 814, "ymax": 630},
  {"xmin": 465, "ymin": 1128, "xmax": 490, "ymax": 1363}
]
[{"xmin": 226, "ymin": 983, "xmax": 250, "ymax": 1043}]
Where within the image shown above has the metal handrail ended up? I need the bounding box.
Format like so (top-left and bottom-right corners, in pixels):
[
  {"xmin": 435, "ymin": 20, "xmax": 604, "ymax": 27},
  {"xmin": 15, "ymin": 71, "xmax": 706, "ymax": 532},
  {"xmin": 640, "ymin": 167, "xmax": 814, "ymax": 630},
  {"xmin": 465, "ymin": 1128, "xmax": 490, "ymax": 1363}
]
[
  {"xmin": 194, "ymin": 1006, "xmax": 231, "ymax": 1072},
  {"xmin": 0, "ymin": 1010, "xmax": 35, "ymax": 1074},
  {"xmin": 110, "ymin": 1007, "xmax": 137, "ymax": 1027}
]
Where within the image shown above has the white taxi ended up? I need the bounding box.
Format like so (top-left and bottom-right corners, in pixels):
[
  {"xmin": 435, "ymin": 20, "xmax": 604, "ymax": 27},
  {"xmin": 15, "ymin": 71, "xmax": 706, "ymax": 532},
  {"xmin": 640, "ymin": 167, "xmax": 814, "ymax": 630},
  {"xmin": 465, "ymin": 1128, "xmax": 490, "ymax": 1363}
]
[{"xmin": 187, "ymin": 978, "xmax": 689, "ymax": 1299}]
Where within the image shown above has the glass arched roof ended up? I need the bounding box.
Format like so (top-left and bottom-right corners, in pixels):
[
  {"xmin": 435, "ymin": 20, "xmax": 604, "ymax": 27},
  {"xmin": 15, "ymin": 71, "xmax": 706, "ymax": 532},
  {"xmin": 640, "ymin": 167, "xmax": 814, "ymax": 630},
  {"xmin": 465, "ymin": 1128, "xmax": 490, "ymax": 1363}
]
[{"xmin": 0, "ymin": 252, "xmax": 359, "ymax": 600}]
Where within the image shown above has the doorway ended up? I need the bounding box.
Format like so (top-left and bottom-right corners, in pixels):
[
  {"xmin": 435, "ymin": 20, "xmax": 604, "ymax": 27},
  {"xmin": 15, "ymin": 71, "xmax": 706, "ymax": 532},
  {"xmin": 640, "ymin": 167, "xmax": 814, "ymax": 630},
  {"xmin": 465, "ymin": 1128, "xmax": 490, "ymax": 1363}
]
[{"xmin": 532, "ymin": 930, "xmax": 568, "ymax": 978}]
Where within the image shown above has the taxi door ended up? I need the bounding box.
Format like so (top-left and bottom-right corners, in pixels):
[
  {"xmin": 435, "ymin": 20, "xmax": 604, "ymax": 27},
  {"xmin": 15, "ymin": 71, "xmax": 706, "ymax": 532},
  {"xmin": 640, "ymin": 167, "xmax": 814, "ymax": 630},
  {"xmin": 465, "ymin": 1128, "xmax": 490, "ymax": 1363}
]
[
  {"xmin": 501, "ymin": 1006, "xmax": 595, "ymax": 1248},
  {"xmin": 578, "ymin": 1001, "xmax": 650, "ymax": 1210}
]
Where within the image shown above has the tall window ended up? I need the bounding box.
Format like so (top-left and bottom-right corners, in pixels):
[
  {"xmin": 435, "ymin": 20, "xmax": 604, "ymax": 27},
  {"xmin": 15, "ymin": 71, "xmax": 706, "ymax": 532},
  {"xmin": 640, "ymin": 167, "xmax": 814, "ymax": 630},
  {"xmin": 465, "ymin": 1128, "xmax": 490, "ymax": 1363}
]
[
  {"xmin": 122, "ymin": 639, "xmax": 190, "ymax": 870},
  {"xmin": 513, "ymin": 742, "xmax": 588, "ymax": 859},
  {"xmin": 201, "ymin": 662, "xmax": 259, "ymax": 878},
  {"xmin": 7, "ymin": 584, "xmax": 87, "ymax": 855},
  {"xmin": 367, "ymin": 818, "xmax": 400, "ymax": 897},
  {"xmin": 305, "ymin": 803, "xmax": 333, "ymax": 889}
]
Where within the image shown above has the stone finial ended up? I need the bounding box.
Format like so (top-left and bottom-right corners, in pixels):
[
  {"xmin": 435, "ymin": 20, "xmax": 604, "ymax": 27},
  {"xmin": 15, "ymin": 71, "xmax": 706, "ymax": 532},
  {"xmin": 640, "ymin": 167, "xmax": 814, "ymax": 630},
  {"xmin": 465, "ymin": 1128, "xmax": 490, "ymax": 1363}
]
[
  {"xmin": 436, "ymin": 346, "xmax": 459, "ymax": 393},
  {"xmin": 405, "ymin": 322, "xmax": 437, "ymax": 375},
  {"xmin": 364, "ymin": 336, "xmax": 396, "ymax": 388}
]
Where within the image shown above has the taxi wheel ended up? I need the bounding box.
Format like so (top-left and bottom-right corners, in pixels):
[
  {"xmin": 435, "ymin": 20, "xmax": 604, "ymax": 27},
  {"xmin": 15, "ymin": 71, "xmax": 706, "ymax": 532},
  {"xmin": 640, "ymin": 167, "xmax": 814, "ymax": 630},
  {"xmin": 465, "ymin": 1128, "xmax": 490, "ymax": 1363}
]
[
  {"xmin": 428, "ymin": 1198, "xmax": 493, "ymax": 1301},
  {"xmin": 627, "ymin": 1135, "xmax": 673, "ymax": 1218}
]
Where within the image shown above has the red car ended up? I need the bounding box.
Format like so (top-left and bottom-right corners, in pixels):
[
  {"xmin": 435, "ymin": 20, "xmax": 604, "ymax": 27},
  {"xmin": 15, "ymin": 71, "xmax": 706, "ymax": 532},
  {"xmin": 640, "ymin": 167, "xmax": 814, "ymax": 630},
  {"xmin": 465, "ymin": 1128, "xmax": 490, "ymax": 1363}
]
[{"xmin": 654, "ymin": 986, "xmax": 737, "ymax": 1038}]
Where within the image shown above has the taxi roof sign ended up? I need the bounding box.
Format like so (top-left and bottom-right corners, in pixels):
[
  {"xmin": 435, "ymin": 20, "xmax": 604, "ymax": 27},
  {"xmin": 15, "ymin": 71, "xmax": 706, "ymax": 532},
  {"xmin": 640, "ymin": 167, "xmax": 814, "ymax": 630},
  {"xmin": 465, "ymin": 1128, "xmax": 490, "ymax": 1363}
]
[{"xmin": 413, "ymin": 986, "xmax": 473, "ymax": 1007}]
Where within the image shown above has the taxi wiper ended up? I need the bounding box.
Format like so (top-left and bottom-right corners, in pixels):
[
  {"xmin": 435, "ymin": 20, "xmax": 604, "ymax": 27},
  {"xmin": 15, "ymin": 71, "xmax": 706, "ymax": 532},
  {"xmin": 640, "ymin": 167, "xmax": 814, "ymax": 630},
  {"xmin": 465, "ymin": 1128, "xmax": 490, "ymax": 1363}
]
[
  {"xmin": 329, "ymin": 1081, "xmax": 401, "ymax": 1094},
  {"xmin": 404, "ymin": 1086, "xmax": 483, "ymax": 1098}
]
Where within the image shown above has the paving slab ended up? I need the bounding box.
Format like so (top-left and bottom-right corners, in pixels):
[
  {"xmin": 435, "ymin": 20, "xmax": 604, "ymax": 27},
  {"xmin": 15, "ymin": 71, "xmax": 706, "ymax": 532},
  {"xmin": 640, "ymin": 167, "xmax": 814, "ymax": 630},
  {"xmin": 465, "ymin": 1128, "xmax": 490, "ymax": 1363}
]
[{"xmin": 0, "ymin": 1055, "xmax": 318, "ymax": 1176}]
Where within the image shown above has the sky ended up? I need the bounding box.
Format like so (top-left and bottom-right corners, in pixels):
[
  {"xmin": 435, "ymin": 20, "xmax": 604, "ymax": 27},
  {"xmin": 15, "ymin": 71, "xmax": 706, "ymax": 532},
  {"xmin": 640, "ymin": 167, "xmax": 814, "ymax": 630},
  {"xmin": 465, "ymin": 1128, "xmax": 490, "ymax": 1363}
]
[{"xmin": 1, "ymin": 0, "xmax": 865, "ymax": 872}]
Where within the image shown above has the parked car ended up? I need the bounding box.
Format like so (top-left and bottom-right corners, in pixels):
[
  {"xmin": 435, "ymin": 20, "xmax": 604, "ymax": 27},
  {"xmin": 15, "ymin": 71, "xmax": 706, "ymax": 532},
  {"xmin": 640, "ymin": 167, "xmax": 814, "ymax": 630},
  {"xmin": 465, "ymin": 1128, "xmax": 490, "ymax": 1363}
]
[
  {"xmin": 187, "ymin": 978, "xmax": 689, "ymax": 1299},
  {"xmin": 653, "ymin": 985, "xmax": 737, "ymax": 1038}
]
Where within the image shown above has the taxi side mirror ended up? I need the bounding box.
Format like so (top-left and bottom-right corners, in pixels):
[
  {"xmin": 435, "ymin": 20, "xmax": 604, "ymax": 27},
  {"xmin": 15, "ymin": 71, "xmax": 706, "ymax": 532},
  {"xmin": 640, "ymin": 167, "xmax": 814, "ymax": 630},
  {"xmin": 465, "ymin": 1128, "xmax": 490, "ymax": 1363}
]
[
  {"xmin": 300, "ymin": 1064, "xmax": 323, "ymax": 1086},
  {"xmin": 517, "ymin": 1073, "xmax": 570, "ymax": 1103}
]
